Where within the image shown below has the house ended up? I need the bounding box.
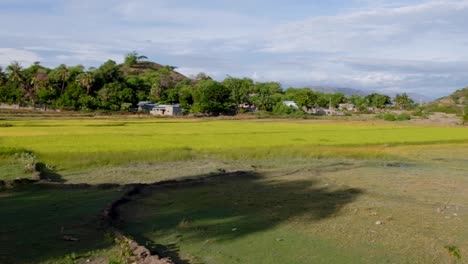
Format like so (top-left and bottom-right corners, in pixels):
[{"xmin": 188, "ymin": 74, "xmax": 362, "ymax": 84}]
[
  {"xmin": 283, "ymin": 101, "xmax": 299, "ymax": 110},
  {"xmin": 338, "ymin": 103, "xmax": 355, "ymax": 111},
  {"xmin": 150, "ymin": 104, "xmax": 183, "ymax": 116},
  {"xmin": 138, "ymin": 101, "xmax": 158, "ymax": 113},
  {"xmin": 238, "ymin": 103, "xmax": 257, "ymax": 112}
]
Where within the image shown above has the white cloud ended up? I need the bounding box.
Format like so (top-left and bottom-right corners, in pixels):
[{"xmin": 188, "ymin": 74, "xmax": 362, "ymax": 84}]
[
  {"xmin": 262, "ymin": 0, "xmax": 468, "ymax": 60},
  {"xmin": 0, "ymin": 48, "xmax": 42, "ymax": 66},
  {"xmin": 1, "ymin": 0, "xmax": 468, "ymax": 96}
]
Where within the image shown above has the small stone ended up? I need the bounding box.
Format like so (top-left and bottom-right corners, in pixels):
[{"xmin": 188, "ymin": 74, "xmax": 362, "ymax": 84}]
[
  {"xmin": 375, "ymin": 221, "xmax": 383, "ymax": 225},
  {"xmin": 232, "ymin": 228, "xmax": 237, "ymax": 231},
  {"xmin": 63, "ymin": 235, "xmax": 79, "ymax": 241},
  {"xmin": 276, "ymin": 238, "xmax": 284, "ymax": 242}
]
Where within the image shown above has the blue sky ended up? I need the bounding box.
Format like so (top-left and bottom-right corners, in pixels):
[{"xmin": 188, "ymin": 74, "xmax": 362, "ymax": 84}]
[{"xmin": 1, "ymin": 0, "xmax": 468, "ymax": 97}]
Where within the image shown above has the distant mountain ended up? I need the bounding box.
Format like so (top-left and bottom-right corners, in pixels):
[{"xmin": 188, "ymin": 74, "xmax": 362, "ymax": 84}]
[
  {"xmin": 308, "ymin": 86, "xmax": 433, "ymax": 103},
  {"xmin": 309, "ymin": 86, "xmax": 371, "ymax": 97}
]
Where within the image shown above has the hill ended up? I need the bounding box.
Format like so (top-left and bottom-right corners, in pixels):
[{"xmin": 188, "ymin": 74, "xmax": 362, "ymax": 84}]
[
  {"xmin": 427, "ymin": 87, "xmax": 468, "ymax": 113},
  {"xmin": 120, "ymin": 61, "xmax": 189, "ymax": 82}
]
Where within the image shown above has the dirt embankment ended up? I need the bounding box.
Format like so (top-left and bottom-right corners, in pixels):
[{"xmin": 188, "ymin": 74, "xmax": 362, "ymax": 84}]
[{"xmin": 100, "ymin": 171, "xmax": 250, "ymax": 264}]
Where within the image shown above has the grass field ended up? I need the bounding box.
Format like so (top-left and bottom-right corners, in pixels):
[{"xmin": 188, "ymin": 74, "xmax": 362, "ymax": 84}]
[{"xmin": 1, "ymin": 118, "xmax": 467, "ymax": 263}]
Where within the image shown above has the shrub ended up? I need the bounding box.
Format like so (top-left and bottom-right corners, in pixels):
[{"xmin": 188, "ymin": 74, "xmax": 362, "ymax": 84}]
[
  {"xmin": 272, "ymin": 102, "xmax": 302, "ymax": 116},
  {"xmin": 13, "ymin": 152, "xmax": 37, "ymax": 173},
  {"xmin": 382, "ymin": 113, "xmax": 396, "ymax": 121},
  {"xmin": 396, "ymin": 113, "xmax": 411, "ymax": 121},
  {"xmin": 0, "ymin": 123, "xmax": 13, "ymax": 127},
  {"xmin": 463, "ymin": 113, "xmax": 468, "ymax": 125},
  {"xmin": 412, "ymin": 108, "xmax": 430, "ymax": 119}
]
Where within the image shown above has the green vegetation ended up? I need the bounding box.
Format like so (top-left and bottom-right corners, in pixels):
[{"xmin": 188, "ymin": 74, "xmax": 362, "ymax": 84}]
[
  {"xmin": 0, "ymin": 185, "xmax": 124, "ymax": 264},
  {"xmin": 119, "ymin": 157, "xmax": 468, "ymax": 264},
  {"xmin": 377, "ymin": 113, "xmax": 411, "ymax": 121},
  {"xmin": 1, "ymin": 118, "xmax": 467, "ymax": 263},
  {"xmin": 1, "ymin": 119, "xmax": 468, "ymax": 174},
  {"xmin": 426, "ymin": 87, "xmax": 467, "ymax": 115},
  {"xmin": 1, "ymin": 54, "xmax": 421, "ymax": 116}
]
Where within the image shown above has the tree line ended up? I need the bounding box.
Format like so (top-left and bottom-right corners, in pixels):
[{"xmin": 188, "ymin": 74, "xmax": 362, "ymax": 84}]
[{"xmin": 0, "ymin": 53, "xmax": 416, "ymax": 115}]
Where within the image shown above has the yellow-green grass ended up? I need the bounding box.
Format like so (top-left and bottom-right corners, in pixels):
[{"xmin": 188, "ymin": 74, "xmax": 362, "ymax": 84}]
[{"xmin": 1, "ymin": 119, "xmax": 467, "ymax": 171}]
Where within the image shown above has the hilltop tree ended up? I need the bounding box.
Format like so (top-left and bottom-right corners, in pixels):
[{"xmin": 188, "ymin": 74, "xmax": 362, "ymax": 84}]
[
  {"xmin": 124, "ymin": 51, "xmax": 148, "ymax": 66},
  {"xmin": 195, "ymin": 72, "xmax": 212, "ymax": 81}
]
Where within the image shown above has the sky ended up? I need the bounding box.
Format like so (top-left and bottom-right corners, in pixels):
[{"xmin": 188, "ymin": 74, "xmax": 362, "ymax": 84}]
[{"xmin": 1, "ymin": 0, "xmax": 468, "ymax": 98}]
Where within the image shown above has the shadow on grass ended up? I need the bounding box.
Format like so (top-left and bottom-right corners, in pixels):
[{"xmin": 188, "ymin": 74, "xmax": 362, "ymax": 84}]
[
  {"xmin": 0, "ymin": 168, "xmax": 363, "ymax": 264},
  {"xmin": 118, "ymin": 171, "xmax": 363, "ymax": 263},
  {"xmin": 0, "ymin": 184, "xmax": 122, "ymax": 264},
  {"xmin": 35, "ymin": 162, "xmax": 66, "ymax": 183}
]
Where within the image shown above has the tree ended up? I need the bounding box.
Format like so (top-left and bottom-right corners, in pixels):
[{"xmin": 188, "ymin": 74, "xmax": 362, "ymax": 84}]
[
  {"xmin": 179, "ymin": 85, "xmax": 194, "ymax": 112},
  {"xmin": 348, "ymin": 95, "xmax": 367, "ymax": 109},
  {"xmin": 31, "ymin": 69, "xmax": 49, "ymax": 90},
  {"xmin": 37, "ymin": 87, "xmax": 56, "ymax": 110},
  {"xmin": 6, "ymin": 61, "xmax": 23, "ymax": 83},
  {"xmin": 192, "ymin": 80, "xmax": 231, "ymax": 115},
  {"xmin": 195, "ymin": 72, "xmax": 211, "ymax": 81},
  {"xmin": 463, "ymin": 106, "xmax": 468, "ymax": 125},
  {"xmin": 284, "ymin": 88, "xmax": 318, "ymax": 108},
  {"xmin": 394, "ymin": 93, "xmax": 415, "ymax": 109},
  {"xmin": 29, "ymin": 69, "xmax": 50, "ymax": 105},
  {"xmin": 250, "ymin": 82, "xmax": 282, "ymax": 111},
  {"xmin": 95, "ymin": 60, "xmax": 122, "ymax": 85},
  {"xmin": 76, "ymin": 72, "xmax": 95, "ymax": 94},
  {"xmin": 0, "ymin": 66, "xmax": 6, "ymax": 86},
  {"xmin": 97, "ymin": 82, "xmax": 125, "ymax": 110},
  {"xmin": 222, "ymin": 77, "xmax": 254, "ymax": 111},
  {"xmin": 124, "ymin": 51, "xmax": 148, "ymax": 66},
  {"xmin": 365, "ymin": 93, "xmax": 391, "ymax": 108},
  {"xmin": 52, "ymin": 64, "xmax": 70, "ymax": 95}
]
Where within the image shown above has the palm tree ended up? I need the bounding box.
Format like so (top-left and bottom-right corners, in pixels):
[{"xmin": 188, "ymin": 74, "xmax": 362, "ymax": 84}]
[
  {"xmin": 56, "ymin": 64, "xmax": 70, "ymax": 95},
  {"xmin": 0, "ymin": 66, "xmax": 6, "ymax": 86},
  {"xmin": 31, "ymin": 69, "xmax": 49, "ymax": 91},
  {"xmin": 76, "ymin": 72, "xmax": 94, "ymax": 94},
  {"xmin": 6, "ymin": 61, "xmax": 23, "ymax": 83}
]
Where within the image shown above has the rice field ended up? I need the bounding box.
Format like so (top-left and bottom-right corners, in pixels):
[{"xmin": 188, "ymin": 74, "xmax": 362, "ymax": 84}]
[{"xmin": 1, "ymin": 119, "xmax": 467, "ymax": 171}]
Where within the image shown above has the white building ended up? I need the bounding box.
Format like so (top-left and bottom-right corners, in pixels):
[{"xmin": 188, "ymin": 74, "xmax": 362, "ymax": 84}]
[{"xmin": 150, "ymin": 104, "xmax": 183, "ymax": 116}]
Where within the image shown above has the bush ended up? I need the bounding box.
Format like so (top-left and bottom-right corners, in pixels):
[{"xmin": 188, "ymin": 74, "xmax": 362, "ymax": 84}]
[
  {"xmin": 382, "ymin": 113, "xmax": 396, "ymax": 121},
  {"xmin": 272, "ymin": 103, "xmax": 302, "ymax": 116},
  {"xmin": 463, "ymin": 112, "xmax": 468, "ymax": 125},
  {"xmin": 412, "ymin": 107, "xmax": 430, "ymax": 119},
  {"xmin": 377, "ymin": 113, "xmax": 411, "ymax": 121},
  {"xmin": 396, "ymin": 113, "xmax": 411, "ymax": 121},
  {"xmin": 0, "ymin": 123, "xmax": 13, "ymax": 127},
  {"xmin": 13, "ymin": 152, "xmax": 37, "ymax": 173}
]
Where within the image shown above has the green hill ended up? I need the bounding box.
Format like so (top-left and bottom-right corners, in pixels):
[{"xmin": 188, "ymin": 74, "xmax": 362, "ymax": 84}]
[
  {"xmin": 427, "ymin": 87, "xmax": 468, "ymax": 114},
  {"xmin": 119, "ymin": 61, "xmax": 188, "ymax": 82}
]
